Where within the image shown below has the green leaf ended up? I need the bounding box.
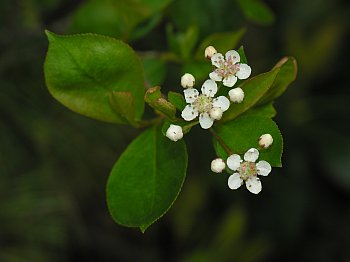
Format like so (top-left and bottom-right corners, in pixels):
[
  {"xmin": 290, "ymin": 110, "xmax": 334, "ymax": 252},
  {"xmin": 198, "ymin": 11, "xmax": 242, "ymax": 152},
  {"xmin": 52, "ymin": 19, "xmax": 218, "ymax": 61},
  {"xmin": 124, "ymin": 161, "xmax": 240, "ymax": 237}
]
[
  {"xmin": 237, "ymin": 46, "xmax": 248, "ymax": 64},
  {"xmin": 107, "ymin": 126, "xmax": 188, "ymax": 232},
  {"xmin": 142, "ymin": 57, "xmax": 167, "ymax": 86},
  {"xmin": 109, "ymin": 91, "xmax": 137, "ymax": 126},
  {"xmin": 44, "ymin": 31, "xmax": 145, "ymax": 124},
  {"xmin": 182, "ymin": 61, "xmax": 212, "ymax": 82},
  {"xmin": 213, "ymin": 115, "xmax": 283, "ymax": 167},
  {"xmin": 221, "ymin": 68, "xmax": 280, "ymax": 122},
  {"xmin": 145, "ymin": 87, "xmax": 177, "ymax": 120},
  {"xmin": 68, "ymin": 0, "xmax": 172, "ymax": 39},
  {"xmin": 166, "ymin": 24, "xmax": 199, "ymax": 60},
  {"xmin": 168, "ymin": 91, "xmax": 186, "ymax": 111},
  {"xmin": 195, "ymin": 28, "xmax": 246, "ymax": 58},
  {"xmin": 258, "ymin": 57, "xmax": 297, "ymax": 105},
  {"xmin": 240, "ymin": 102, "xmax": 276, "ymax": 118},
  {"xmin": 236, "ymin": 0, "xmax": 275, "ymax": 25}
]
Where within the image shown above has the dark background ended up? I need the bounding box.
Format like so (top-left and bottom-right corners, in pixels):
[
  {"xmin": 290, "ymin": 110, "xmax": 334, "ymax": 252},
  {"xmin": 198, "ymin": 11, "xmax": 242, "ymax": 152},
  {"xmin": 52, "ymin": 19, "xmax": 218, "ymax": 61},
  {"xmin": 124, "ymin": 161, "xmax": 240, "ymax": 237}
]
[{"xmin": 1, "ymin": 0, "xmax": 350, "ymax": 261}]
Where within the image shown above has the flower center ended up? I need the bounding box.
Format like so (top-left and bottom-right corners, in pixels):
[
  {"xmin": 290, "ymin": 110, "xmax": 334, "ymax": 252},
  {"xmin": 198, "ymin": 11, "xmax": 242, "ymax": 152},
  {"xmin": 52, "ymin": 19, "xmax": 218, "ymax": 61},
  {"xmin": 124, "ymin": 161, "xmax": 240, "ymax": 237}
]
[
  {"xmin": 193, "ymin": 94, "xmax": 212, "ymax": 113},
  {"xmin": 216, "ymin": 57, "xmax": 240, "ymax": 79},
  {"xmin": 239, "ymin": 161, "xmax": 257, "ymax": 180}
]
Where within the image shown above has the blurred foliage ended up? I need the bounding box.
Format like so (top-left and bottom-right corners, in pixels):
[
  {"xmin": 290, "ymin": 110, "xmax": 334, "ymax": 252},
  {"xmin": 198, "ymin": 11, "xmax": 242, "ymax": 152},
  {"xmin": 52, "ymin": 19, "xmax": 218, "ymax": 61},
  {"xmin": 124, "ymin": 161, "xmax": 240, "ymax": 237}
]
[{"xmin": 1, "ymin": 0, "xmax": 350, "ymax": 261}]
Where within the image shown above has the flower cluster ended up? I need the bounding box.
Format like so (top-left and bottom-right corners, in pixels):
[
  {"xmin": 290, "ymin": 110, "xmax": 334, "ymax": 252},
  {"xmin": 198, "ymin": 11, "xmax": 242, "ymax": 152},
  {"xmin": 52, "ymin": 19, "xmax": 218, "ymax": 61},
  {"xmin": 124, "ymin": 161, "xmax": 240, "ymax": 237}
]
[
  {"xmin": 163, "ymin": 46, "xmax": 276, "ymax": 195},
  {"xmin": 181, "ymin": 79, "xmax": 230, "ymax": 129},
  {"xmin": 211, "ymin": 146, "xmax": 273, "ymax": 194},
  {"xmin": 165, "ymin": 46, "xmax": 252, "ymax": 137}
]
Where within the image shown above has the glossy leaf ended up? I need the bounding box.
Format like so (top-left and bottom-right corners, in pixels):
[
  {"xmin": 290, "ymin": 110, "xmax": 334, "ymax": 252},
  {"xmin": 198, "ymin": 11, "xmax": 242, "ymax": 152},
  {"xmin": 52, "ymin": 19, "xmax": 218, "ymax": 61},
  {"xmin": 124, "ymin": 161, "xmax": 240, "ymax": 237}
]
[
  {"xmin": 213, "ymin": 115, "xmax": 283, "ymax": 167},
  {"xmin": 107, "ymin": 126, "xmax": 188, "ymax": 231},
  {"xmin": 109, "ymin": 91, "xmax": 137, "ymax": 126},
  {"xmin": 240, "ymin": 102, "xmax": 276, "ymax": 118},
  {"xmin": 258, "ymin": 57, "xmax": 297, "ymax": 105},
  {"xmin": 44, "ymin": 31, "xmax": 145, "ymax": 123},
  {"xmin": 221, "ymin": 68, "xmax": 280, "ymax": 122}
]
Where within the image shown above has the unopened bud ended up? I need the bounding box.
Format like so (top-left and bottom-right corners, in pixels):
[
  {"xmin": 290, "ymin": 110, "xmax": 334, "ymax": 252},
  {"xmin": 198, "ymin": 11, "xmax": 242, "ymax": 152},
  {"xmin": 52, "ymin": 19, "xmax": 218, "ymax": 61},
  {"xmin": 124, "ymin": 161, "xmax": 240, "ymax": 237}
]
[
  {"xmin": 181, "ymin": 73, "xmax": 195, "ymax": 88},
  {"xmin": 205, "ymin": 46, "xmax": 217, "ymax": 59},
  {"xmin": 166, "ymin": 124, "xmax": 183, "ymax": 142},
  {"xmin": 211, "ymin": 158, "xmax": 226, "ymax": 173},
  {"xmin": 228, "ymin": 87, "xmax": 244, "ymax": 103},
  {"xmin": 259, "ymin": 134, "xmax": 273, "ymax": 148},
  {"xmin": 209, "ymin": 107, "xmax": 223, "ymax": 120}
]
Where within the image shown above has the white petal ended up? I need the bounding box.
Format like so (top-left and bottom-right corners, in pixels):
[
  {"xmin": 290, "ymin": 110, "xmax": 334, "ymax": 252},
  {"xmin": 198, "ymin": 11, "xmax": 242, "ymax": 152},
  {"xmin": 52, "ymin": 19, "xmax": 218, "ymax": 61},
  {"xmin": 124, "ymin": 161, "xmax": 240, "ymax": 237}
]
[
  {"xmin": 236, "ymin": 64, "xmax": 251, "ymax": 79},
  {"xmin": 183, "ymin": 88, "xmax": 199, "ymax": 103},
  {"xmin": 244, "ymin": 148, "xmax": 259, "ymax": 162},
  {"xmin": 199, "ymin": 113, "xmax": 214, "ymax": 129},
  {"xmin": 225, "ymin": 50, "xmax": 240, "ymax": 64},
  {"xmin": 211, "ymin": 53, "xmax": 224, "ymax": 68},
  {"xmin": 223, "ymin": 75, "xmax": 237, "ymax": 87},
  {"xmin": 181, "ymin": 105, "xmax": 198, "ymax": 121},
  {"xmin": 227, "ymin": 154, "xmax": 241, "ymax": 171},
  {"xmin": 209, "ymin": 71, "xmax": 222, "ymax": 81},
  {"xmin": 228, "ymin": 173, "xmax": 243, "ymax": 190},
  {"xmin": 212, "ymin": 96, "xmax": 230, "ymax": 111},
  {"xmin": 245, "ymin": 177, "xmax": 262, "ymax": 194},
  {"xmin": 201, "ymin": 79, "xmax": 218, "ymax": 97},
  {"xmin": 256, "ymin": 160, "xmax": 271, "ymax": 176}
]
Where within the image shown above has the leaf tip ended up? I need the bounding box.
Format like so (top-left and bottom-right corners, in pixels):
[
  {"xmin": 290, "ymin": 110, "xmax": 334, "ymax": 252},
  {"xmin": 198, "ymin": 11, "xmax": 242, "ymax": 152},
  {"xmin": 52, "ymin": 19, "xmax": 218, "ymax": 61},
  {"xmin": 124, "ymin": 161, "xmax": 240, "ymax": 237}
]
[
  {"xmin": 45, "ymin": 30, "xmax": 56, "ymax": 42},
  {"xmin": 140, "ymin": 224, "xmax": 149, "ymax": 233}
]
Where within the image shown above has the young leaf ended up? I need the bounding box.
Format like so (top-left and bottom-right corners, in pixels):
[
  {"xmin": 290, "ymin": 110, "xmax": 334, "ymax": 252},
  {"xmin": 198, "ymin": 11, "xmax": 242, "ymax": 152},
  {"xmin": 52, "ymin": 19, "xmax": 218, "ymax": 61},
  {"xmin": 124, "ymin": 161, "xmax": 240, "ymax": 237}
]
[
  {"xmin": 145, "ymin": 87, "xmax": 177, "ymax": 120},
  {"xmin": 195, "ymin": 28, "xmax": 246, "ymax": 58},
  {"xmin": 44, "ymin": 31, "xmax": 145, "ymax": 124},
  {"xmin": 213, "ymin": 115, "xmax": 283, "ymax": 167},
  {"xmin": 168, "ymin": 91, "xmax": 186, "ymax": 111},
  {"xmin": 237, "ymin": 46, "xmax": 248, "ymax": 64},
  {"xmin": 221, "ymin": 68, "xmax": 280, "ymax": 122},
  {"xmin": 107, "ymin": 126, "xmax": 188, "ymax": 232},
  {"xmin": 257, "ymin": 57, "xmax": 297, "ymax": 105}
]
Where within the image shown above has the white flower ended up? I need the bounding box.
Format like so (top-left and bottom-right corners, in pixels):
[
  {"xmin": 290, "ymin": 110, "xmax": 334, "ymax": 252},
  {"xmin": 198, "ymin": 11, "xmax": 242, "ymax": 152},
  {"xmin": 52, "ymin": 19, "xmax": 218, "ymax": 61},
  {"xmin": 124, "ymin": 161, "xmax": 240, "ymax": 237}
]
[
  {"xmin": 166, "ymin": 124, "xmax": 183, "ymax": 142},
  {"xmin": 211, "ymin": 158, "xmax": 226, "ymax": 173},
  {"xmin": 259, "ymin": 134, "xmax": 273, "ymax": 148},
  {"xmin": 181, "ymin": 73, "xmax": 195, "ymax": 88},
  {"xmin": 181, "ymin": 79, "xmax": 230, "ymax": 129},
  {"xmin": 228, "ymin": 87, "xmax": 244, "ymax": 103},
  {"xmin": 209, "ymin": 50, "xmax": 251, "ymax": 87},
  {"xmin": 205, "ymin": 46, "xmax": 217, "ymax": 59},
  {"xmin": 226, "ymin": 148, "xmax": 271, "ymax": 194}
]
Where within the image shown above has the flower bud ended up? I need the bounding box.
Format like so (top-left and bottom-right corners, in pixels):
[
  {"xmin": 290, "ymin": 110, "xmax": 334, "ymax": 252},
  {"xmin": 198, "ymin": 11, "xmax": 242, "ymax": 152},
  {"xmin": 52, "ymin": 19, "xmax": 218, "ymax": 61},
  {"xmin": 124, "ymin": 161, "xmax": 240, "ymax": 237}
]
[
  {"xmin": 211, "ymin": 158, "xmax": 226, "ymax": 173},
  {"xmin": 209, "ymin": 107, "xmax": 223, "ymax": 120},
  {"xmin": 228, "ymin": 87, "xmax": 244, "ymax": 103},
  {"xmin": 166, "ymin": 124, "xmax": 183, "ymax": 142},
  {"xmin": 259, "ymin": 134, "xmax": 273, "ymax": 148},
  {"xmin": 205, "ymin": 46, "xmax": 217, "ymax": 59},
  {"xmin": 181, "ymin": 73, "xmax": 195, "ymax": 88}
]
